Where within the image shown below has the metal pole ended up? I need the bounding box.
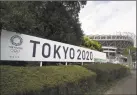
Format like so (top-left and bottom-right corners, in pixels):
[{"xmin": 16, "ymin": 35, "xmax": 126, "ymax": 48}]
[
  {"xmin": 40, "ymin": 61, "xmax": 42, "ymax": 67},
  {"xmin": 81, "ymin": 62, "xmax": 83, "ymax": 66},
  {"xmin": 65, "ymin": 62, "xmax": 67, "ymax": 66},
  {"xmin": 128, "ymin": 48, "xmax": 132, "ymax": 68}
]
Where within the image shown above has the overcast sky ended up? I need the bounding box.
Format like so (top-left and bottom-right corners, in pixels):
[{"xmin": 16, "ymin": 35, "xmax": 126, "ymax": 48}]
[{"xmin": 79, "ymin": 1, "xmax": 136, "ymax": 36}]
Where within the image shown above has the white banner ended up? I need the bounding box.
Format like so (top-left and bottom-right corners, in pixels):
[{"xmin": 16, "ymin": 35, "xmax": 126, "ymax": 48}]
[{"xmin": 0, "ymin": 30, "xmax": 107, "ymax": 62}]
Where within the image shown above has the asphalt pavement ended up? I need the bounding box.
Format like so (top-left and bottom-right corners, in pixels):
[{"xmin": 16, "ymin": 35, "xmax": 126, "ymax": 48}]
[{"xmin": 105, "ymin": 70, "xmax": 136, "ymax": 95}]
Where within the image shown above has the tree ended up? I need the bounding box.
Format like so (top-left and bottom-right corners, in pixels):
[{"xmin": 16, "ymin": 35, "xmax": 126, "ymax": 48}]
[
  {"xmin": 123, "ymin": 46, "xmax": 137, "ymax": 62},
  {"xmin": 81, "ymin": 36, "xmax": 103, "ymax": 51},
  {"xmin": 0, "ymin": 1, "xmax": 87, "ymax": 46},
  {"xmin": 123, "ymin": 46, "xmax": 136, "ymax": 55}
]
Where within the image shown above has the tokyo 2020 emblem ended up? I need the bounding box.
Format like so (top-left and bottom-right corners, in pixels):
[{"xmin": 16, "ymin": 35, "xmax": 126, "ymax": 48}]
[{"xmin": 10, "ymin": 35, "xmax": 23, "ymax": 46}]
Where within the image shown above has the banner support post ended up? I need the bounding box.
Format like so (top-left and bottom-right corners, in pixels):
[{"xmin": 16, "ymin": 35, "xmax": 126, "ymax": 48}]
[
  {"xmin": 40, "ymin": 61, "xmax": 42, "ymax": 67},
  {"xmin": 81, "ymin": 62, "xmax": 83, "ymax": 65},
  {"xmin": 65, "ymin": 62, "xmax": 67, "ymax": 66}
]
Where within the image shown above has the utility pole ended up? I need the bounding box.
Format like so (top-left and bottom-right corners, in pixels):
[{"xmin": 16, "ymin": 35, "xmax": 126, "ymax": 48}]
[{"xmin": 128, "ymin": 48, "xmax": 132, "ymax": 68}]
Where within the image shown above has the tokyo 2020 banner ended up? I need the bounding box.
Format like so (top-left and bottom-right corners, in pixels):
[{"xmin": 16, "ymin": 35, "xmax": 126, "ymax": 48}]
[{"xmin": 0, "ymin": 30, "xmax": 106, "ymax": 62}]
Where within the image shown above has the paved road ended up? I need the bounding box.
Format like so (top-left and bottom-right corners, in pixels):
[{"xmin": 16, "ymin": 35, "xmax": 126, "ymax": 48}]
[{"xmin": 105, "ymin": 70, "xmax": 136, "ymax": 95}]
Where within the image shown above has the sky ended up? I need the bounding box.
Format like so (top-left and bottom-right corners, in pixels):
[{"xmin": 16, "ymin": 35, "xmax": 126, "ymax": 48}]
[
  {"xmin": 79, "ymin": 1, "xmax": 136, "ymax": 47},
  {"xmin": 79, "ymin": 1, "xmax": 136, "ymax": 35}
]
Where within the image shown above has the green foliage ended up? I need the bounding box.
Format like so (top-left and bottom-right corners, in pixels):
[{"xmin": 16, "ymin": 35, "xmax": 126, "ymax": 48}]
[
  {"xmin": 0, "ymin": 64, "xmax": 131, "ymax": 95},
  {"xmin": 0, "ymin": 65, "xmax": 96, "ymax": 95},
  {"xmin": 123, "ymin": 46, "xmax": 137, "ymax": 61},
  {"xmin": 81, "ymin": 36, "xmax": 102, "ymax": 51},
  {"xmin": 0, "ymin": 1, "xmax": 87, "ymax": 46},
  {"xmin": 123, "ymin": 46, "xmax": 136, "ymax": 55},
  {"xmin": 83, "ymin": 63, "xmax": 130, "ymax": 83}
]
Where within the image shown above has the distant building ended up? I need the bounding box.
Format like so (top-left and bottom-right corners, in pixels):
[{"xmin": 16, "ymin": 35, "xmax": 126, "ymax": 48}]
[{"xmin": 88, "ymin": 33, "xmax": 135, "ymax": 64}]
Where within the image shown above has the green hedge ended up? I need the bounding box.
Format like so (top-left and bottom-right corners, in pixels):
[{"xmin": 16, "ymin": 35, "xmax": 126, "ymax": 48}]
[
  {"xmin": 0, "ymin": 65, "xmax": 96, "ymax": 95},
  {"xmin": 83, "ymin": 63, "xmax": 130, "ymax": 83}
]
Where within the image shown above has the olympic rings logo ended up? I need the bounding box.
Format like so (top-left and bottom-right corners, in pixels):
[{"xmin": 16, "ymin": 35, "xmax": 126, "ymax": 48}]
[{"xmin": 10, "ymin": 49, "xmax": 20, "ymax": 53}]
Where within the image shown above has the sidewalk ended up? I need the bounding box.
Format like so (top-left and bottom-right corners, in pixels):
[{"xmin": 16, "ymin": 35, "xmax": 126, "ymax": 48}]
[{"xmin": 105, "ymin": 70, "xmax": 136, "ymax": 95}]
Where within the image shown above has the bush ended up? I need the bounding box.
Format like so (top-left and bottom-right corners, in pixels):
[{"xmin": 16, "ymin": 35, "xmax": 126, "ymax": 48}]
[
  {"xmin": 0, "ymin": 65, "xmax": 96, "ymax": 95},
  {"xmin": 83, "ymin": 63, "xmax": 130, "ymax": 83}
]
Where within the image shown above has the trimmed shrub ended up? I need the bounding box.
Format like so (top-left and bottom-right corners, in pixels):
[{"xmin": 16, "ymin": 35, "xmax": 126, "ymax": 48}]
[
  {"xmin": 0, "ymin": 65, "xmax": 96, "ymax": 95},
  {"xmin": 83, "ymin": 63, "xmax": 130, "ymax": 83}
]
